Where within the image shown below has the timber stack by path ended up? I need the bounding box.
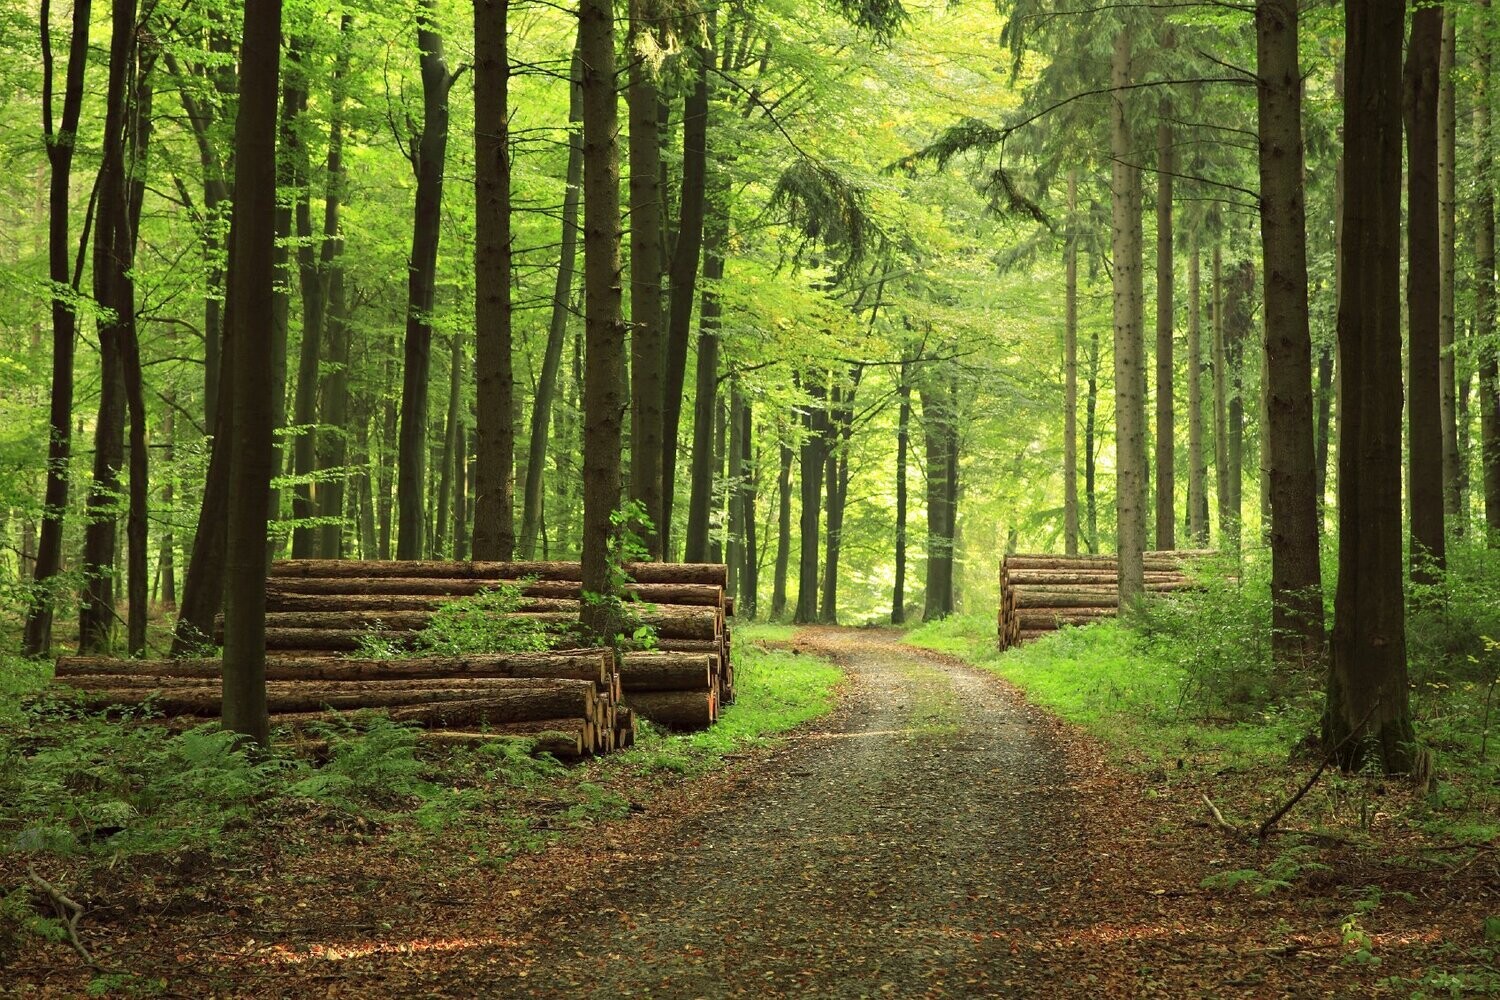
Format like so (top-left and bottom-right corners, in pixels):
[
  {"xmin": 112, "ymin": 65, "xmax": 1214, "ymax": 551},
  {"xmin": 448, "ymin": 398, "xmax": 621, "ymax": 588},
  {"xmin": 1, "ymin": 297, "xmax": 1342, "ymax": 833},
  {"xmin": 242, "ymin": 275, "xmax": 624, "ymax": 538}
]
[
  {"xmin": 997, "ymin": 550, "xmax": 1211, "ymax": 650},
  {"xmin": 50, "ymin": 560, "xmax": 734, "ymax": 757}
]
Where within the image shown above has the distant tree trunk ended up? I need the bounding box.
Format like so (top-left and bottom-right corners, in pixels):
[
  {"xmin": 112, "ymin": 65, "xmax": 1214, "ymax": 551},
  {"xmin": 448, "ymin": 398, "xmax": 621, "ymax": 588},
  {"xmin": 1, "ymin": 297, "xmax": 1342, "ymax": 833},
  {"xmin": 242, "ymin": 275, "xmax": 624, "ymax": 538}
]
[
  {"xmin": 1257, "ymin": 0, "xmax": 1326, "ymax": 666},
  {"xmin": 1405, "ymin": 1, "xmax": 1445, "ymax": 577},
  {"xmin": 1478, "ymin": 0, "xmax": 1500, "ymax": 540},
  {"xmin": 23, "ymin": 0, "xmax": 94, "ymax": 657},
  {"xmin": 1155, "ymin": 119, "xmax": 1175, "ymax": 552},
  {"xmin": 221, "ymin": 0, "xmax": 283, "ymax": 745},
  {"xmin": 684, "ymin": 179, "xmax": 728, "ymax": 563},
  {"xmin": 397, "ymin": 2, "xmax": 457, "ymax": 560},
  {"xmin": 893, "ymin": 357, "xmax": 912, "ymax": 621},
  {"xmin": 435, "ymin": 334, "xmax": 464, "ymax": 558},
  {"xmin": 1226, "ymin": 262, "xmax": 1249, "ymax": 547},
  {"xmin": 1212, "ymin": 242, "xmax": 1231, "ymax": 549},
  {"xmin": 1327, "ymin": 0, "xmax": 1416, "ymax": 774},
  {"xmin": 159, "ymin": 401, "xmax": 176, "ymax": 608},
  {"xmin": 795, "ymin": 376, "xmax": 829, "ymax": 625},
  {"xmin": 1187, "ymin": 234, "xmax": 1209, "ymax": 545},
  {"xmin": 628, "ymin": 1, "xmax": 665, "ymax": 556},
  {"xmin": 662, "ymin": 26, "xmax": 713, "ymax": 555},
  {"xmin": 318, "ymin": 262, "xmax": 349, "ymax": 558},
  {"xmin": 1439, "ymin": 8, "xmax": 1461, "ymax": 534},
  {"xmin": 1063, "ymin": 169, "xmax": 1080, "ymax": 556},
  {"xmin": 520, "ymin": 44, "xmax": 582, "ymax": 559},
  {"xmin": 79, "ymin": 0, "xmax": 137, "ymax": 654},
  {"xmin": 771, "ymin": 435, "xmax": 793, "ymax": 619},
  {"xmin": 377, "ymin": 344, "xmax": 397, "ymax": 559},
  {"xmin": 820, "ymin": 373, "xmax": 860, "ymax": 624},
  {"xmin": 739, "ymin": 399, "xmax": 758, "ymax": 618},
  {"xmin": 579, "ymin": 0, "xmax": 625, "ymax": 634},
  {"xmin": 288, "ymin": 36, "xmax": 324, "ymax": 560},
  {"xmin": 473, "ymin": 0, "xmax": 515, "ymax": 561},
  {"xmin": 1111, "ymin": 26, "xmax": 1146, "ymax": 603},
  {"xmin": 920, "ymin": 377, "xmax": 957, "ymax": 620},
  {"xmin": 1085, "ymin": 327, "xmax": 1099, "ymax": 553},
  {"xmin": 711, "ymin": 395, "xmax": 728, "ymax": 564},
  {"xmin": 121, "ymin": 56, "xmax": 152, "ymax": 657}
]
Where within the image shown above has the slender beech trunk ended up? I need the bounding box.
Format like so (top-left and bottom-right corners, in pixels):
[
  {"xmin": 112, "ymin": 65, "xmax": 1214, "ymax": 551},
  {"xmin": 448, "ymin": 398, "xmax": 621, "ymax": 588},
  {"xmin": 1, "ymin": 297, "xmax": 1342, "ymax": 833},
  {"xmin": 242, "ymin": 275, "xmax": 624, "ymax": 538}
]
[
  {"xmin": 1257, "ymin": 0, "xmax": 1326, "ymax": 665},
  {"xmin": 628, "ymin": 1, "xmax": 665, "ymax": 555},
  {"xmin": 684, "ymin": 178, "xmax": 728, "ymax": 563},
  {"xmin": 1111, "ymin": 27, "xmax": 1146, "ymax": 604},
  {"xmin": 1085, "ymin": 327, "xmax": 1099, "ymax": 552},
  {"xmin": 121, "ymin": 56, "xmax": 152, "ymax": 657},
  {"xmin": 1406, "ymin": 2, "xmax": 1445, "ymax": 577},
  {"xmin": 1439, "ymin": 8, "xmax": 1461, "ymax": 533},
  {"xmin": 662, "ymin": 26, "xmax": 713, "ymax": 555},
  {"xmin": 454, "ymin": 421, "xmax": 469, "ymax": 559},
  {"xmin": 23, "ymin": 0, "xmax": 93, "ymax": 657},
  {"xmin": 771, "ymin": 436, "xmax": 793, "ymax": 619},
  {"xmin": 920, "ymin": 378, "xmax": 956, "ymax": 620},
  {"xmin": 1478, "ymin": 0, "xmax": 1500, "ymax": 539},
  {"xmin": 1226, "ymin": 261, "xmax": 1249, "ymax": 546},
  {"xmin": 821, "ymin": 373, "xmax": 860, "ymax": 624},
  {"xmin": 1063, "ymin": 169, "xmax": 1079, "ymax": 555},
  {"xmin": 377, "ymin": 344, "xmax": 397, "ymax": 559},
  {"xmin": 267, "ymin": 39, "xmax": 306, "ymax": 560},
  {"xmin": 435, "ymin": 334, "xmax": 464, "ymax": 557},
  {"xmin": 727, "ymin": 384, "xmax": 745, "ymax": 599},
  {"xmin": 1327, "ymin": 0, "xmax": 1415, "ymax": 773},
  {"xmin": 711, "ymin": 395, "xmax": 727, "ymax": 564},
  {"xmin": 1212, "ymin": 242, "xmax": 1231, "ymax": 549},
  {"xmin": 794, "ymin": 375, "xmax": 828, "ymax": 624},
  {"xmin": 221, "ymin": 0, "xmax": 283, "ymax": 745},
  {"xmin": 159, "ymin": 400, "xmax": 175, "ymax": 607},
  {"xmin": 520, "ymin": 45, "xmax": 582, "ymax": 558},
  {"xmin": 288, "ymin": 37, "xmax": 323, "ymax": 559},
  {"xmin": 893, "ymin": 357, "xmax": 912, "ymax": 621},
  {"xmin": 739, "ymin": 401, "xmax": 758, "ymax": 618},
  {"xmin": 473, "ymin": 0, "xmax": 515, "ymax": 561},
  {"xmin": 579, "ymin": 0, "xmax": 625, "ymax": 634},
  {"xmin": 79, "ymin": 0, "xmax": 137, "ymax": 654},
  {"xmin": 397, "ymin": 3, "xmax": 457, "ymax": 560},
  {"xmin": 1155, "ymin": 119, "xmax": 1175, "ymax": 551},
  {"xmin": 319, "ymin": 262, "xmax": 349, "ymax": 558},
  {"xmin": 1187, "ymin": 234, "xmax": 1208, "ymax": 544}
]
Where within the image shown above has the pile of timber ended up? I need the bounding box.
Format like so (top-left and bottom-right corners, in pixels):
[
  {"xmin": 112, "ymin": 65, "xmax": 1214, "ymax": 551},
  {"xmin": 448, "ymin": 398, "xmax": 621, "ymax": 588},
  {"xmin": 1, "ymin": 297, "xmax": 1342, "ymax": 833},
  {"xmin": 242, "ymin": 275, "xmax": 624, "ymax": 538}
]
[
  {"xmin": 52, "ymin": 651, "xmax": 629, "ymax": 757},
  {"xmin": 997, "ymin": 550, "xmax": 1210, "ymax": 650}
]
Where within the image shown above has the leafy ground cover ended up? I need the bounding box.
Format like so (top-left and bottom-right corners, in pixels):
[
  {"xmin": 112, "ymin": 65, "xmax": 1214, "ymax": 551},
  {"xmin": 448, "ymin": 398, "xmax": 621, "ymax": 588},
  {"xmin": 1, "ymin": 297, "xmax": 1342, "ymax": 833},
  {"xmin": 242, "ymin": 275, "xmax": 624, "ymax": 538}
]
[
  {"xmin": 904, "ymin": 551, "xmax": 1500, "ymax": 997},
  {"xmin": 0, "ymin": 622, "xmax": 840, "ymax": 995}
]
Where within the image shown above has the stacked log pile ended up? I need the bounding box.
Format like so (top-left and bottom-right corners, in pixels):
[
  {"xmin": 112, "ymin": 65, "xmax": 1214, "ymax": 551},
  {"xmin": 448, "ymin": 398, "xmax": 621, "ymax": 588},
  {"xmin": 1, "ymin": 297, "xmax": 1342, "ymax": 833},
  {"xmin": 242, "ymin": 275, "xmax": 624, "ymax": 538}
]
[
  {"xmin": 997, "ymin": 550, "xmax": 1210, "ymax": 650},
  {"xmin": 56, "ymin": 560, "xmax": 734, "ymax": 749}
]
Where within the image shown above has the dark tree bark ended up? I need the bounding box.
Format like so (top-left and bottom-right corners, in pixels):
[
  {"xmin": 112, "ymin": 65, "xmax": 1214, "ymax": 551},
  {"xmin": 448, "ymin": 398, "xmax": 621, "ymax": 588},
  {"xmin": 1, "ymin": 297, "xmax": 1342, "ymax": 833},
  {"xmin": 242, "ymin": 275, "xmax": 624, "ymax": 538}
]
[
  {"xmin": 628, "ymin": 1, "xmax": 666, "ymax": 555},
  {"xmin": 221, "ymin": 0, "xmax": 284, "ymax": 745},
  {"xmin": 79, "ymin": 0, "xmax": 138, "ymax": 654},
  {"xmin": 893, "ymin": 355, "xmax": 912, "ymax": 622},
  {"xmin": 661, "ymin": 26, "xmax": 713, "ymax": 555},
  {"xmin": 1111, "ymin": 26, "xmax": 1146, "ymax": 604},
  {"xmin": 920, "ymin": 375, "xmax": 958, "ymax": 620},
  {"xmin": 684, "ymin": 177, "xmax": 728, "ymax": 563},
  {"xmin": 579, "ymin": 0, "xmax": 625, "ymax": 635},
  {"xmin": 1154, "ymin": 118, "xmax": 1175, "ymax": 552},
  {"xmin": 520, "ymin": 44, "xmax": 582, "ymax": 559},
  {"xmin": 23, "ymin": 0, "xmax": 94, "ymax": 657},
  {"xmin": 1085, "ymin": 327, "xmax": 1099, "ymax": 552},
  {"xmin": 1479, "ymin": 0, "xmax": 1500, "ymax": 539},
  {"xmin": 378, "ymin": 341, "xmax": 398, "ymax": 559},
  {"xmin": 1211, "ymin": 242, "xmax": 1231, "ymax": 549},
  {"xmin": 1406, "ymin": 1, "xmax": 1445, "ymax": 578},
  {"xmin": 794, "ymin": 374, "xmax": 829, "ymax": 624},
  {"xmin": 1326, "ymin": 0, "xmax": 1416, "ymax": 774},
  {"xmin": 397, "ymin": 2, "xmax": 459, "ymax": 560},
  {"xmin": 434, "ymin": 334, "xmax": 464, "ymax": 557},
  {"xmin": 1439, "ymin": 9, "xmax": 1460, "ymax": 532},
  {"xmin": 738, "ymin": 397, "xmax": 758, "ymax": 618},
  {"xmin": 473, "ymin": 0, "xmax": 515, "ymax": 561},
  {"xmin": 1256, "ymin": 0, "xmax": 1325, "ymax": 665},
  {"xmin": 318, "ymin": 260, "xmax": 349, "ymax": 558},
  {"xmin": 121, "ymin": 55, "xmax": 152, "ymax": 657},
  {"xmin": 288, "ymin": 37, "xmax": 323, "ymax": 560},
  {"xmin": 1064, "ymin": 169, "xmax": 1079, "ymax": 556},
  {"xmin": 820, "ymin": 371, "xmax": 860, "ymax": 624},
  {"xmin": 1187, "ymin": 233, "xmax": 1209, "ymax": 544},
  {"xmin": 159, "ymin": 398, "xmax": 176, "ymax": 608},
  {"xmin": 771, "ymin": 435, "xmax": 793, "ymax": 619}
]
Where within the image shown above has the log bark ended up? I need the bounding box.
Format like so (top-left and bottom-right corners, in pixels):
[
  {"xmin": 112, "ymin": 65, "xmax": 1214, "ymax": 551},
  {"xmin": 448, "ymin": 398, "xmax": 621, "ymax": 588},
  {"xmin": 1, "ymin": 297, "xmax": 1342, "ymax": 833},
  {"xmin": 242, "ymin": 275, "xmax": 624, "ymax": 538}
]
[
  {"xmin": 268, "ymin": 559, "xmax": 727, "ymax": 587},
  {"xmin": 266, "ymin": 578, "xmax": 723, "ymax": 606},
  {"xmin": 618, "ymin": 652, "xmax": 715, "ymax": 691},
  {"xmin": 623, "ymin": 689, "xmax": 716, "ymax": 729},
  {"xmin": 56, "ymin": 653, "xmax": 611, "ymax": 685}
]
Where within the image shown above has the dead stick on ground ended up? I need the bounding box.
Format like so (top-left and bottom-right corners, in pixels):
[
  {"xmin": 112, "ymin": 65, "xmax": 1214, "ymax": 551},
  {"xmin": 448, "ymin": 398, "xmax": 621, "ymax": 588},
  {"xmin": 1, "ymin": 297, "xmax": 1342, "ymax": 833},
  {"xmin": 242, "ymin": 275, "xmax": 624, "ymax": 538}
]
[
  {"xmin": 27, "ymin": 864, "xmax": 97, "ymax": 968},
  {"xmin": 1254, "ymin": 700, "xmax": 1383, "ymax": 844}
]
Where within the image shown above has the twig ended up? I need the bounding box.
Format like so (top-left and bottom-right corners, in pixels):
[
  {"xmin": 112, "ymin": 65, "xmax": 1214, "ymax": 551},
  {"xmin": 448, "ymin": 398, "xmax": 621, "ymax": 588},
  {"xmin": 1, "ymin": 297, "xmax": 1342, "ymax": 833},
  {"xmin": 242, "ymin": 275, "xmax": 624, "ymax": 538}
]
[
  {"xmin": 1202, "ymin": 793, "xmax": 1240, "ymax": 836},
  {"xmin": 1255, "ymin": 700, "xmax": 1383, "ymax": 843},
  {"xmin": 26, "ymin": 864, "xmax": 98, "ymax": 968}
]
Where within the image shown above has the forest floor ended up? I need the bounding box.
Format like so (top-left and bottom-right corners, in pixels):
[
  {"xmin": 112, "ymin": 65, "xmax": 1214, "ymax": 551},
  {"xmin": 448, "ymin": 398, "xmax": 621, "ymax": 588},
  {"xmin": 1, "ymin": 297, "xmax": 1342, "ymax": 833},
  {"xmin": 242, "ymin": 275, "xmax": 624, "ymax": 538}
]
[{"xmin": 5, "ymin": 626, "xmax": 1495, "ymax": 997}]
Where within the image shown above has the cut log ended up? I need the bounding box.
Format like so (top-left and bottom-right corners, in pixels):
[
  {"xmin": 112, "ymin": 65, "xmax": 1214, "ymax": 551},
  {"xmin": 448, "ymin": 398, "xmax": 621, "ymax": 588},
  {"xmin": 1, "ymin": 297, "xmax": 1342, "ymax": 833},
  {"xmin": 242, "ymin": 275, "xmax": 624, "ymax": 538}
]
[
  {"xmin": 617, "ymin": 652, "xmax": 715, "ymax": 691},
  {"xmin": 266, "ymin": 578, "xmax": 726, "ymax": 607},
  {"xmin": 269, "ymin": 559, "xmax": 728, "ymax": 588},
  {"xmin": 623, "ymin": 689, "xmax": 717, "ymax": 730}
]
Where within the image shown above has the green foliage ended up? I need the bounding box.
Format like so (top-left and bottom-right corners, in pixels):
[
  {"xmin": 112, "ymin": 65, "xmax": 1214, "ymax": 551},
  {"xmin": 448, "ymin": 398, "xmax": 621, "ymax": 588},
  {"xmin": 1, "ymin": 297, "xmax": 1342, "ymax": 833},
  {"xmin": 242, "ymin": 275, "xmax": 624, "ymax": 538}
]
[{"xmin": 354, "ymin": 581, "xmax": 562, "ymax": 659}]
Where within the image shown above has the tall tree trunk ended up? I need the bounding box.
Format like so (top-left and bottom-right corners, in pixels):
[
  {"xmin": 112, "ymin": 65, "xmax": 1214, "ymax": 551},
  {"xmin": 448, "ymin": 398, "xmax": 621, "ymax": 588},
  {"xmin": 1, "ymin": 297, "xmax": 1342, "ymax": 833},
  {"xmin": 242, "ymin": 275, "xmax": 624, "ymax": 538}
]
[
  {"xmin": 794, "ymin": 375, "xmax": 828, "ymax": 624},
  {"xmin": 288, "ymin": 36, "xmax": 324, "ymax": 560},
  {"xmin": 377, "ymin": 343, "xmax": 398, "ymax": 559},
  {"xmin": 1257, "ymin": 0, "xmax": 1326, "ymax": 666},
  {"xmin": 473, "ymin": 0, "xmax": 515, "ymax": 561},
  {"xmin": 221, "ymin": 0, "xmax": 283, "ymax": 745},
  {"xmin": 159, "ymin": 397, "xmax": 176, "ymax": 608},
  {"xmin": 820, "ymin": 376, "xmax": 859, "ymax": 624},
  {"xmin": 520, "ymin": 44, "xmax": 582, "ymax": 559},
  {"xmin": 1406, "ymin": 2, "xmax": 1445, "ymax": 576},
  {"xmin": 1111, "ymin": 26, "xmax": 1146, "ymax": 603},
  {"xmin": 1212, "ymin": 242, "xmax": 1231, "ymax": 549},
  {"xmin": 1439, "ymin": 8, "xmax": 1461, "ymax": 534},
  {"xmin": 79, "ymin": 0, "xmax": 138, "ymax": 654},
  {"xmin": 628, "ymin": 1, "xmax": 666, "ymax": 555},
  {"xmin": 727, "ymin": 384, "xmax": 745, "ymax": 599},
  {"xmin": 893, "ymin": 357, "xmax": 912, "ymax": 621},
  {"xmin": 1327, "ymin": 0, "xmax": 1415, "ymax": 773},
  {"xmin": 454, "ymin": 421, "xmax": 469, "ymax": 559},
  {"xmin": 397, "ymin": 2, "xmax": 456, "ymax": 560},
  {"xmin": 579, "ymin": 0, "xmax": 625, "ymax": 634},
  {"xmin": 319, "ymin": 261, "xmax": 349, "ymax": 558},
  {"xmin": 710, "ymin": 395, "xmax": 727, "ymax": 564},
  {"xmin": 771, "ymin": 435, "xmax": 793, "ymax": 619},
  {"xmin": 739, "ymin": 399, "xmax": 758, "ymax": 618},
  {"xmin": 121, "ymin": 53, "xmax": 152, "ymax": 657},
  {"xmin": 435, "ymin": 334, "xmax": 464, "ymax": 557},
  {"xmin": 1155, "ymin": 119, "xmax": 1175, "ymax": 551},
  {"xmin": 1063, "ymin": 169, "xmax": 1080, "ymax": 555},
  {"xmin": 683, "ymin": 179, "xmax": 727, "ymax": 563},
  {"xmin": 1187, "ymin": 233, "xmax": 1209, "ymax": 544},
  {"xmin": 920, "ymin": 378, "xmax": 955, "ymax": 620},
  {"xmin": 1085, "ymin": 327, "xmax": 1099, "ymax": 553},
  {"xmin": 23, "ymin": 0, "xmax": 94, "ymax": 657},
  {"xmin": 662, "ymin": 26, "xmax": 713, "ymax": 555},
  {"xmin": 1226, "ymin": 262, "xmax": 1249, "ymax": 548},
  {"xmin": 1479, "ymin": 0, "xmax": 1500, "ymax": 540}
]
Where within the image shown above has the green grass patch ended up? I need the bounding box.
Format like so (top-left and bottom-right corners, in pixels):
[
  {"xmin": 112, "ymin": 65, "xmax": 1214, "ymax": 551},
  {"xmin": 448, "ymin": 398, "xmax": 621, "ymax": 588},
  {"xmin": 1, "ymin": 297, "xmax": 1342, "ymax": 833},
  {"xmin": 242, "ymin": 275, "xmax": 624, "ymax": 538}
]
[{"xmin": 735, "ymin": 621, "xmax": 798, "ymax": 645}]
